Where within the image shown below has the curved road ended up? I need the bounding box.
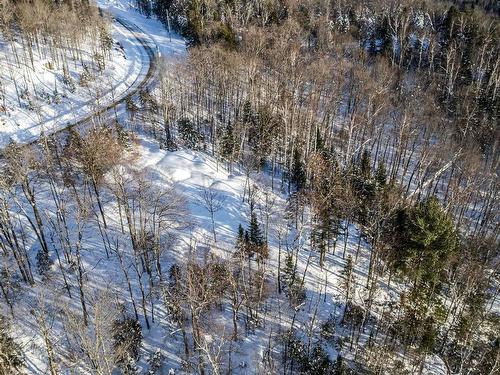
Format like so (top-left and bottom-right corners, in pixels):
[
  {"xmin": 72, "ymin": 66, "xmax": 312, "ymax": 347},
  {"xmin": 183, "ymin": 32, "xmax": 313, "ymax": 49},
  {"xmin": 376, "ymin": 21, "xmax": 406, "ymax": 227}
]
[{"xmin": 5, "ymin": 14, "xmax": 158, "ymax": 149}]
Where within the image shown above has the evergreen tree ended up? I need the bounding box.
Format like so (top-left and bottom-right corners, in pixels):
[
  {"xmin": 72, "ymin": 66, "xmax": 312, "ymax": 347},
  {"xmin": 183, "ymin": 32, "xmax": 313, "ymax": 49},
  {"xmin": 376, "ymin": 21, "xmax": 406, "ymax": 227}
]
[
  {"xmin": 220, "ymin": 121, "xmax": 235, "ymax": 160},
  {"xmin": 248, "ymin": 211, "xmax": 268, "ymax": 259},
  {"xmin": 308, "ymin": 344, "xmax": 333, "ymax": 374},
  {"xmin": 0, "ymin": 316, "xmax": 24, "ymax": 373},
  {"xmin": 333, "ymin": 355, "xmax": 350, "ymax": 375},
  {"xmin": 314, "ymin": 128, "xmax": 324, "ymax": 152},
  {"xmin": 399, "ymin": 197, "xmax": 457, "ymax": 289},
  {"xmin": 249, "ymin": 212, "xmax": 264, "ymax": 247},
  {"xmin": 185, "ymin": 0, "xmax": 203, "ymax": 46},
  {"xmin": 291, "ymin": 147, "xmax": 306, "ymax": 191},
  {"xmin": 341, "ymin": 255, "xmax": 355, "ymax": 321},
  {"xmin": 283, "ymin": 251, "xmax": 297, "ymax": 287},
  {"xmin": 359, "ymin": 149, "xmax": 371, "ymax": 181},
  {"xmin": 242, "ymin": 100, "xmax": 253, "ymax": 125},
  {"xmin": 112, "ymin": 317, "xmax": 142, "ymax": 372},
  {"xmin": 177, "ymin": 118, "xmax": 201, "ymax": 149},
  {"xmin": 375, "ymin": 161, "xmax": 387, "ymax": 190},
  {"xmin": 282, "ymin": 251, "xmax": 305, "ymax": 307},
  {"xmin": 235, "ymin": 223, "xmax": 247, "ymax": 256}
]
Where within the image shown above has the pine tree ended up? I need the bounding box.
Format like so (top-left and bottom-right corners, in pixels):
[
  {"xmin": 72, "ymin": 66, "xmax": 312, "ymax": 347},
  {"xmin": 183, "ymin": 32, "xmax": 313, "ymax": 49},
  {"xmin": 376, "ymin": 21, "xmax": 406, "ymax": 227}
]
[
  {"xmin": 375, "ymin": 161, "xmax": 387, "ymax": 190},
  {"xmin": 112, "ymin": 317, "xmax": 142, "ymax": 371},
  {"xmin": 248, "ymin": 212, "xmax": 268, "ymax": 259},
  {"xmin": 178, "ymin": 118, "xmax": 201, "ymax": 149},
  {"xmin": 235, "ymin": 223, "xmax": 247, "ymax": 256},
  {"xmin": 359, "ymin": 149, "xmax": 371, "ymax": 181},
  {"xmin": 341, "ymin": 255, "xmax": 355, "ymax": 321},
  {"xmin": 249, "ymin": 211, "xmax": 264, "ymax": 247},
  {"xmin": 333, "ymin": 355, "xmax": 349, "ymax": 375},
  {"xmin": 242, "ymin": 100, "xmax": 253, "ymax": 125},
  {"xmin": 308, "ymin": 344, "xmax": 333, "ymax": 374},
  {"xmin": 185, "ymin": 0, "xmax": 203, "ymax": 46}
]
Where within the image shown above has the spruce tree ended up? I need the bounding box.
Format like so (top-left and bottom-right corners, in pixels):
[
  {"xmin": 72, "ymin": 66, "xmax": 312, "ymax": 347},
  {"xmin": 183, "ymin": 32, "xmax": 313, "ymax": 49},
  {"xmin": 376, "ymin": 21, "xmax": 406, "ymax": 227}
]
[
  {"xmin": 341, "ymin": 255, "xmax": 355, "ymax": 321},
  {"xmin": 375, "ymin": 161, "xmax": 387, "ymax": 190},
  {"xmin": 112, "ymin": 317, "xmax": 142, "ymax": 372},
  {"xmin": 248, "ymin": 211, "xmax": 268, "ymax": 259},
  {"xmin": 235, "ymin": 223, "xmax": 246, "ymax": 256},
  {"xmin": 359, "ymin": 149, "xmax": 371, "ymax": 181},
  {"xmin": 178, "ymin": 118, "xmax": 201, "ymax": 149},
  {"xmin": 249, "ymin": 212, "xmax": 264, "ymax": 247}
]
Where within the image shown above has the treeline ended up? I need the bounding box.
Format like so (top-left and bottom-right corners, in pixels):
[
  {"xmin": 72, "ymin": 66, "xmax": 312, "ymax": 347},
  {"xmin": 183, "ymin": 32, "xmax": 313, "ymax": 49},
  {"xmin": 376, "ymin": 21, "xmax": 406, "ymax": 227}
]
[{"xmin": 141, "ymin": 0, "xmax": 499, "ymax": 155}]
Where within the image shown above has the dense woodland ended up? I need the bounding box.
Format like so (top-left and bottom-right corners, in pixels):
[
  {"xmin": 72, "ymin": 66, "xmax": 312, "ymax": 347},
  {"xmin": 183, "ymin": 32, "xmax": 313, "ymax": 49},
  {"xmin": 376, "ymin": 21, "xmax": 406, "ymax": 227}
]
[{"xmin": 0, "ymin": 0, "xmax": 499, "ymax": 374}]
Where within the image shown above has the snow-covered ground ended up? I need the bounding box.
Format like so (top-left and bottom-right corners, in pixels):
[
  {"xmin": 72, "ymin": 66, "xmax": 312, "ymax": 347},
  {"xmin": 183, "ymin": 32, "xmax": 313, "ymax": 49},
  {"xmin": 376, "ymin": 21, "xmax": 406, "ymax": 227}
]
[
  {"xmin": 0, "ymin": 17, "xmax": 148, "ymax": 148},
  {"xmin": 97, "ymin": 0, "xmax": 186, "ymax": 59},
  {"xmin": 2, "ymin": 2, "xmax": 492, "ymax": 375},
  {"xmin": 7, "ymin": 128, "xmax": 454, "ymax": 373}
]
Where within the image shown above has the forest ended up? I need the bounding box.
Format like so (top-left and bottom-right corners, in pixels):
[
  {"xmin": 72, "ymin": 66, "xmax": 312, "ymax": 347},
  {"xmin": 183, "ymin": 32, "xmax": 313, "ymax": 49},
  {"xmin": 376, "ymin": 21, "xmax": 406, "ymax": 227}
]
[{"xmin": 0, "ymin": 0, "xmax": 498, "ymax": 374}]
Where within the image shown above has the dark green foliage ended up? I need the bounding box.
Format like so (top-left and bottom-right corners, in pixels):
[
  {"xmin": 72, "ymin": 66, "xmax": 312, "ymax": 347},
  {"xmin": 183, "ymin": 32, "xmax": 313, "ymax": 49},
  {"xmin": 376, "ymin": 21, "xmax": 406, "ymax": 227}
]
[
  {"xmin": 308, "ymin": 344, "xmax": 332, "ymax": 375},
  {"xmin": 341, "ymin": 256, "xmax": 354, "ymax": 302},
  {"xmin": 112, "ymin": 317, "xmax": 142, "ymax": 370},
  {"xmin": 242, "ymin": 100, "xmax": 254, "ymax": 125},
  {"xmin": 350, "ymin": 151, "xmax": 376, "ymax": 225},
  {"xmin": 152, "ymin": 0, "xmax": 174, "ymax": 25},
  {"xmin": 393, "ymin": 286, "xmax": 447, "ymax": 355},
  {"xmin": 320, "ymin": 315, "xmax": 336, "ymax": 344},
  {"xmin": 185, "ymin": 0, "xmax": 203, "ymax": 46},
  {"xmin": 0, "ymin": 316, "xmax": 24, "ymax": 374},
  {"xmin": 286, "ymin": 334, "xmax": 333, "ymax": 375},
  {"xmin": 178, "ymin": 118, "xmax": 201, "ymax": 149},
  {"xmin": 215, "ymin": 22, "xmax": 237, "ymax": 49},
  {"xmin": 247, "ymin": 211, "xmax": 268, "ymax": 259},
  {"xmin": 375, "ymin": 161, "xmax": 387, "ymax": 190},
  {"xmin": 219, "ymin": 121, "xmax": 235, "ymax": 159},
  {"xmin": 247, "ymin": 105, "xmax": 279, "ymax": 166},
  {"xmin": 146, "ymin": 349, "xmax": 164, "ymax": 375},
  {"xmin": 168, "ymin": 263, "xmax": 181, "ymax": 287},
  {"xmin": 248, "ymin": 212, "xmax": 264, "ymax": 247},
  {"xmin": 359, "ymin": 149, "xmax": 371, "ymax": 181},
  {"xmin": 36, "ymin": 248, "xmax": 52, "ymax": 276},
  {"xmin": 333, "ymin": 355, "xmax": 351, "ymax": 375},
  {"xmin": 398, "ymin": 197, "xmax": 457, "ymax": 289},
  {"xmin": 282, "ymin": 251, "xmax": 305, "ymax": 307},
  {"xmin": 235, "ymin": 223, "xmax": 248, "ymax": 256},
  {"xmin": 290, "ymin": 148, "xmax": 306, "ymax": 191}
]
